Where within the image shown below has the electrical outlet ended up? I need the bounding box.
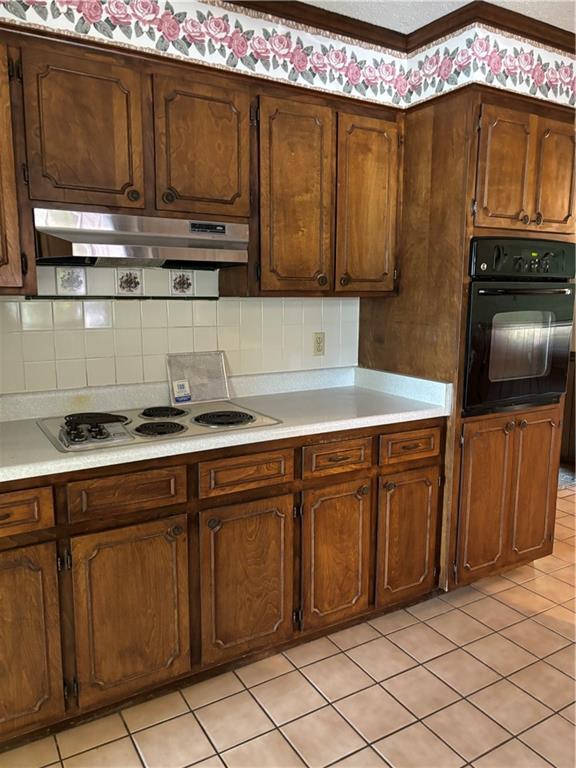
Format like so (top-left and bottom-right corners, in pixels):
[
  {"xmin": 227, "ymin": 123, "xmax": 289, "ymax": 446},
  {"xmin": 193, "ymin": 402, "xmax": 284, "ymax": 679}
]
[{"xmin": 313, "ymin": 331, "xmax": 325, "ymax": 356}]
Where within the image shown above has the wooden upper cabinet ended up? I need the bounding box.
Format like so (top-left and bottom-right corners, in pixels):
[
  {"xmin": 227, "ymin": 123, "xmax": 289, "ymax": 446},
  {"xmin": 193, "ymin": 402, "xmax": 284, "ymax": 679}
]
[
  {"xmin": 458, "ymin": 416, "xmax": 514, "ymax": 582},
  {"xmin": 0, "ymin": 45, "xmax": 22, "ymax": 288},
  {"xmin": 534, "ymin": 117, "xmax": 575, "ymax": 233},
  {"xmin": 260, "ymin": 96, "xmax": 334, "ymax": 292},
  {"xmin": 475, "ymin": 104, "xmax": 536, "ymax": 229},
  {"xmin": 154, "ymin": 75, "xmax": 251, "ymax": 216},
  {"xmin": 71, "ymin": 516, "xmax": 190, "ymax": 709},
  {"xmin": 336, "ymin": 113, "xmax": 399, "ymax": 293},
  {"xmin": 302, "ymin": 479, "xmax": 372, "ymax": 630},
  {"xmin": 509, "ymin": 409, "xmax": 561, "ymax": 562},
  {"xmin": 22, "ymin": 49, "xmax": 145, "ymax": 208},
  {"xmin": 200, "ymin": 495, "xmax": 294, "ymax": 665},
  {"xmin": 0, "ymin": 543, "xmax": 64, "ymax": 740},
  {"xmin": 376, "ymin": 467, "xmax": 439, "ymax": 607}
]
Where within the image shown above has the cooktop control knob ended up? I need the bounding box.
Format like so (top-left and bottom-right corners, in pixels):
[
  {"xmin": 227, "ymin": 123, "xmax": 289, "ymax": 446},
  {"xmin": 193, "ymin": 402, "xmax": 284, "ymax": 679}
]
[
  {"xmin": 529, "ymin": 258, "xmax": 540, "ymax": 272},
  {"xmin": 513, "ymin": 256, "xmax": 524, "ymax": 272}
]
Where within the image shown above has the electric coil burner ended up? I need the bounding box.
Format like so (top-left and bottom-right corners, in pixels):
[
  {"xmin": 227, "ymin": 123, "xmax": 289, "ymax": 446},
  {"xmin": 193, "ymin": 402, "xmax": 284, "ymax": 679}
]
[
  {"xmin": 134, "ymin": 422, "xmax": 187, "ymax": 437},
  {"xmin": 194, "ymin": 410, "xmax": 256, "ymax": 427},
  {"xmin": 140, "ymin": 406, "xmax": 187, "ymax": 419}
]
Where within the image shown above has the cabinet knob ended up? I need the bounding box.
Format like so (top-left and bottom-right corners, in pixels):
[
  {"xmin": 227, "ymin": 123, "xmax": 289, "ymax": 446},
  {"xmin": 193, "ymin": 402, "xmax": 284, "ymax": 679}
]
[
  {"xmin": 520, "ymin": 213, "xmax": 530, "ymax": 225},
  {"xmin": 356, "ymin": 484, "xmax": 370, "ymax": 498},
  {"xmin": 163, "ymin": 190, "xmax": 176, "ymax": 204},
  {"xmin": 207, "ymin": 517, "xmax": 221, "ymax": 530},
  {"xmin": 340, "ymin": 274, "xmax": 351, "ymax": 287},
  {"xmin": 316, "ymin": 273, "xmax": 328, "ymax": 287},
  {"xmin": 169, "ymin": 524, "xmax": 184, "ymax": 537},
  {"xmin": 384, "ymin": 481, "xmax": 396, "ymax": 492},
  {"xmin": 519, "ymin": 419, "xmax": 528, "ymax": 430},
  {"xmin": 535, "ymin": 212, "xmax": 543, "ymax": 225},
  {"xmin": 127, "ymin": 189, "xmax": 141, "ymax": 202},
  {"xmin": 504, "ymin": 421, "xmax": 515, "ymax": 434}
]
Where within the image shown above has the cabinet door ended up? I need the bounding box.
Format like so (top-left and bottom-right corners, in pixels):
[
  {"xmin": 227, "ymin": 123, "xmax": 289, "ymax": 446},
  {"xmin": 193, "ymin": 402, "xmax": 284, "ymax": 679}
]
[
  {"xmin": 260, "ymin": 97, "xmax": 334, "ymax": 292},
  {"xmin": 22, "ymin": 49, "xmax": 145, "ymax": 208},
  {"xmin": 200, "ymin": 495, "xmax": 294, "ymax": 664},
  {"xmin": 534, "ymin": 118, "xmax": 575, "ymax": 233},
  {"xmin": 336, "ymin": 113, "xmax": 398, "ymax": 293},
  {"xmin": 475, "ymin": 105, "xmax": 536, "ymax": 229},
  {"xmin": 0, "ymin": 543, "xmax": 64, "ymax": 739},
  {"xmin": 71, "ymin": 516, "xmax": 190, "ymax": 709},
  {"xmin": 376, "ymin": 467, "xmax": 439, "ymax": 607},
  {"xmin": 0, "ymin": 45, "xmax": 22, "ymax": 288},
  {"xmin": 458, "ymin": 416, "xmax": 515, "ymax": 582},
  {"xmin": 302, "ymin": 479, "xmax": 372, "ymax": 630},
  {"xmin": 509, "ymin": 409, "xmax": 561, "ymax": 562},
  {"xmin": 154, "ymin": 74, "xmax": 250, "ymax": 216}
]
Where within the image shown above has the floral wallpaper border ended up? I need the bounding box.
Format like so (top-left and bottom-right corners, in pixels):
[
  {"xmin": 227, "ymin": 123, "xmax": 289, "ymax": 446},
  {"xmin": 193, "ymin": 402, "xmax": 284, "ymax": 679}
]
[{"xmin": 0, "ymin": 0, "xmax": 574, "ymax": 108}]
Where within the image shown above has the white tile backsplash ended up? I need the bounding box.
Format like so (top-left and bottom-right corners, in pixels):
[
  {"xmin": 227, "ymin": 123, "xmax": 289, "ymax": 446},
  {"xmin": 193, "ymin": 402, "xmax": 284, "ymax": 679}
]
[{"xmin": 0, "ymin": 297, "xmax": 359, "ymax": 394}]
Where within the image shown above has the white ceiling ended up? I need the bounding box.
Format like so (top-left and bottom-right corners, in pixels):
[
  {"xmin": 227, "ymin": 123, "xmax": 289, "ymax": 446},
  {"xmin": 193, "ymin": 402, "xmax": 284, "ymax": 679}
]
[{"xmin": 299, "ymin": 1, "xmax": 576, "ymax": 33}]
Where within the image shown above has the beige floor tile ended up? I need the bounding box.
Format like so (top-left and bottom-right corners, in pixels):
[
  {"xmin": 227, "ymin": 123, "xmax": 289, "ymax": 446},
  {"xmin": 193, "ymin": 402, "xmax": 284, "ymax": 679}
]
[
  {"xmin": 461, "ymin": 596, "xmax": 525, "ymax": 630},
  {"xmin": 346, "ymin": 636, "xmax": 417, "ymax": 681},
  {"xmin": 553, "ymin": 565, "xmax": 576, "ymax": 585},
  {"xmin": 334, "ymin": 685, "xmax": 415, "ymax": 742},
  {"xmin": 194, "ymin": 759, "xmax": 225, "ymax": 768},
  {"xmin": 424, "ymin": 700, "xmax": 508, "ymax": 762},
  {"xmin": 329, "ymin": 622, "xmax": 380, "ymax": 651},
  {"xmin": 533, "ymin": 554, "xmax": 569, "ymax": 573},
  {"xmin": 555, "ymin": 523, "xmax": 576, "ymax": 540},
  {"xmin": 235, "ymin": 654, "xmax": 294, "ymax": 687},
  {"xmin": 472, "ymin": 739, "xmax": 551, "ymax": 768},
  {"xmin": 284, "ymin": 637, "xmax": 339, "ymax": 668},
  {"xmin": 388, "ymin": 622, "xmax": 457, "ymax": 662},
  {"xmin": 281, "ymin": 707, "xmax": 365, "ymax": 768},
  {"xmin": 439, "ymin": 585, "xmax": 485, "ymax": 607},
  {"xmin": 301, "ymin": 653, "xmax": 372, "ymax": 701},
  {"xmin": 472, "ymin": 575, "xmax": 514, "ymax": 595},
  {"xmin": 560, "ymin": 702, "xmax": 575, "ymax": 723},
  {"xmin": 181, "ymin": 671, "xmax": 244, "ymax": 710},
  {"xmin": 557, "ymin": 498, "xmax": 576, "ymax": 514},
  {"xmin": 221, "ymin": 730, "xmax": 305, "ymax": 768},
  {"xmin": 133, "ymin": 713, "xmax": 214, "ymax": 768},
  {"xmin": 62, "ymin": 738, "xmax": 140, "ymax": 767},
  {"xmin": 503, "ymin": 564, "xmax": 542, "ymax": 584},
  {"xmin": 425, "ymin": 649, "xmax": 500, "ymax": 695},
  {"xmin": 553, "ymin": 540, "xmax": 576, "ymax": 562},
  {"xmin": 524, "ymin": 574, "xmax": 575, "ymax": 603},
  {"xmin": 0, "ymin": 737, "xmax": 59, "ymax": 768},
  {"xmin": 532, "ymin": 605, "xmax": 576, "ymax": 640},
  {"xmin": 466, "ymin": 634, "xmax": 538, "ymax": 675},
  {"xmin": 469, "ymin": 679, "xmax": 552, "ymax": 734},
  {"xmin": 406, "ymin": 597, "xmax": 453, "ymax": 621},
  {"xmin": 510, "ymin": 660, "xmax": 575, "ymax": 709},
  {"xmin": 195, "ymin": 691, "xmax": 274, "ymax": 752},
  {"xmin": 520, "ymin": 715, "xmax": 576, "ymax": 768},
  {"xmin": 545, "ymin": 645, "xmax": 576, "ymax": 678},
  {"xmin": 381, "ymin": 665, "xmax": 460, "ymax": 717},
  {"xmin": 557, "ymin": 515, "xmax": 576, "ymax": 530},
  {"xmin": 367, "ymin": 608, "xmax": 418, "ymax": 635},
  {"xmin": 331, "ymin": 747, "xmax": 387, "ymax": 767},
  {"xmin": 251, "ymin": 670, "xmax": 326, "ymax": 725},
  {"xmin": 501, "ymin": 617, "xmax": 571, "ymax": 657},
  {"xmin": 557, "ymin": 489, "xmax": 576, "ymax": 498},
  {"xmin": 426, "ymin": 610, "xmax": 492, "ymax": 645},
  {"xmin": 122, "ymin": 691, "xmax": 188, "ymax": 732},
  {"xmin": 562, "ymin": 597, "xmax": 576, "ymax": 612},
  {"xmin": 374, "ymin": 721, "xmax": 464, "ymax": 768},
  {"xmin": 56, "ymin": 715, "xmax": 127, "ymax": 759},
  {"xmin": 492, "ymin": 586, "xmax": 555, "ymax": 616}
]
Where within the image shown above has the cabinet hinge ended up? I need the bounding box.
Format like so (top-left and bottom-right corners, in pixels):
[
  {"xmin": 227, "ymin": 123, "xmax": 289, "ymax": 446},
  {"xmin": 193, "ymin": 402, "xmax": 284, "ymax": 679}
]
[
  {"xmin": 292, "ymin": 609, "xmax": 303, "ymax": 628},
  {"xmin": 255, "ymin": 263, "xmax": 261, "ymax": 281},
  {"xmin": 398, "ymin": 134, "xmax": 404, "ymax": 147},
  {"xmin": 7, "ymin": 57, "xmax": 22, "ymax": 81},
  {"xmin": 393, "ymin": 268, "xmax": 399, "ymax": 283},
  {"xmin": 476, "ymin": 117, "xmax": 482, "ymax": 131},
  {"xmin": 293, "ymin": 504, "xmax": 302, "ymax": 519},
  {"xmin": 249, "ymin": 104, "xmax": 260, "ymax": 126},
  {"xmin": 57, "ymin": 550, "xmax": 72, "ymax": 572},
  {"xmin": 452, "ymin": 562, "xmax": 458, "ymax": 579},
  {"xmin": 460, "ymin": 432, "xmax": 465, "ymax": 446},
  {"xmin": 438, "ymin": 474, "xmax": 443, "ymax": 488},
  {"xmin": 471, "ymin": 198, "xmax": 478, "ymax": 216},
  {"xmin": 63, "ymin": 678, "xmax": 79, "ymax": 705},
  {"xmin": 22, "ymin": 164, "xmax": 29, "ymax": 184},
  {"xmin": 433, "ymin": 565, "xmax": 439, "ymax": 578}
]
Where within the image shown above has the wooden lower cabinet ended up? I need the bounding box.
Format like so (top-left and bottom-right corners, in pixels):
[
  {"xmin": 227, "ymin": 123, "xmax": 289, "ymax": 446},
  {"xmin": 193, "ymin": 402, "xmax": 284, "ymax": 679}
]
[
  {"xmin": 200, "ymin": 495, "xmax": 294, "ymax": 664},
  {"xmin": 376, "ymin": 467, "xmax": 440, "ymax": 607},
  {"xmin": 71, "ymin": 516, "xmax": 190, "ymax": 709},
  {"xmin": 457, "ymin": 406, "xmax": 562, "ymax": 583},
  {"xmin": 0, "ymin": 543, "xmax": 65, "ymax": 739},
  {"xmin": 301, "ymin": 479, "xmax": 372, "ymax": 630}
]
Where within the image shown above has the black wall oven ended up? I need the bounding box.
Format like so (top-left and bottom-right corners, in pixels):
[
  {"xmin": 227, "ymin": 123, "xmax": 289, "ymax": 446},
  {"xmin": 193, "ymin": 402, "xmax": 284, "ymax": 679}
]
[{"xmin": 463, "ymin": 239, "xmax": 574, "ymax": 416}]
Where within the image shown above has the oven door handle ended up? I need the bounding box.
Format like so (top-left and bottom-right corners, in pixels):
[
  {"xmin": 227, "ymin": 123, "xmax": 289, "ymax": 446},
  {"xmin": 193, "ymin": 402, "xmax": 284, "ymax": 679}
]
[{"xmin": 477, "ymin": 288, "xmax": 572, "ymax": 296}]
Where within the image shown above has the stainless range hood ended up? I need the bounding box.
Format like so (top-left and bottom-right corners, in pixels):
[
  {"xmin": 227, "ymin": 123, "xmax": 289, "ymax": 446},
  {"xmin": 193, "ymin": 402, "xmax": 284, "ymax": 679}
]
[{"xmin": 34, "ymin": 209, "xmax": 249, "ymax": 269}]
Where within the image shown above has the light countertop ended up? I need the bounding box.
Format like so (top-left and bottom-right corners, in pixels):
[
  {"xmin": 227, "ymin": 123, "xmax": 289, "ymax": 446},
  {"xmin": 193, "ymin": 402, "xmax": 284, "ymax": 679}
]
[{"xmin": 0, "ymin": 385, "xmax": 450, "ymax": 484}]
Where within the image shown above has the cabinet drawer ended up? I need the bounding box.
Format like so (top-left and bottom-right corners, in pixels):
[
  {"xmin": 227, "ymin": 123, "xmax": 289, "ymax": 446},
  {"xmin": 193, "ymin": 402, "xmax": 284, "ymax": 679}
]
[
  {"xmin": 380, "ymin": 427, "xmax": 441, "ymax": 466},
  {"xmin": 199, "ymin": 450, "xmax": 294, "ymax": 498},
  {"xmin": 0, "ymin": 487, "xmax": 54, "ymax": 538},
  {"xmin": 303, "ymin": 437, "xmax": 372, "ymax": 479},
  {"xmin": 67, "ymin": 467, "xmax": 187, "ymax": 522}
]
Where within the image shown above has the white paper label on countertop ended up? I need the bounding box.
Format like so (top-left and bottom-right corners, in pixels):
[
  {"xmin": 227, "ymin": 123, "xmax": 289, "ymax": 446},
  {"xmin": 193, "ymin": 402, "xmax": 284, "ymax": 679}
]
[{"xmin": 172, "ymin": 379, "xmax": 192, "ymax": 403}]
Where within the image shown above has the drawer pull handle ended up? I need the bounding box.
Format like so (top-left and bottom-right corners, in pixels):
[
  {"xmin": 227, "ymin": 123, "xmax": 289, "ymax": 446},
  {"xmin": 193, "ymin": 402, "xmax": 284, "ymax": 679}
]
[
  {"xmin": 520, "ymin": 213, "xmax": 530, "ymax": 225},
  {"xmin": 400, "ymin": 442, "xmax": 422, "ymax": 451},
  {"xmin": 316, "ymin": 273, "xmax": 328, "ymax": 287},
  {"xmin": 519, "ymin": 419, "xmax": 528, "ymax": 430},
  {"xmin": 384, "ymin": 481, "xmax": 396, "ymax": 492},
  {"xmin": 356, "ymin": 484, "xmax": 370, "ymax": 498},
  {"xmin": 127, "ymin": 189, "xmax": 141, "ymax": 202},
  {"xmin": 163, "ymin": 190, "xmax": 176, "ymax": 204},
  {"xmin": 504, "ymin": 421, "xmax": 515, "ymax": 434},
  {"xmin": 327, "ymin": 454, "xmax": 352, "ymax": 463},
  {"xmin": 170, "ymin": 525, "xmax": 184, "ymax": 537},
  {"xmin": 207, "ymin": 518, "xmax": 221, "ymax": 530},
  {"xmin": 0, "ymin": 512, "xmax": 12, "ymax": 522}
]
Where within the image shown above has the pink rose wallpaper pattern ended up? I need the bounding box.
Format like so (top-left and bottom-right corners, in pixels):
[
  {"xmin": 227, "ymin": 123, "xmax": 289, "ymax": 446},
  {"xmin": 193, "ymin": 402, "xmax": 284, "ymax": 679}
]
[{"xmin": 0, "ymin": 0, "xmax": 573, "ymax": 108}]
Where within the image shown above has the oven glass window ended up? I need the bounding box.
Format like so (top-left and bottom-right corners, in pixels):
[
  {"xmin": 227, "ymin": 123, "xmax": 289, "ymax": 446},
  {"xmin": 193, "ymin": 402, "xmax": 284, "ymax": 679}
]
[{"xmin": 489, "ymin": 310, "xmax": 554, "ymax": 382}]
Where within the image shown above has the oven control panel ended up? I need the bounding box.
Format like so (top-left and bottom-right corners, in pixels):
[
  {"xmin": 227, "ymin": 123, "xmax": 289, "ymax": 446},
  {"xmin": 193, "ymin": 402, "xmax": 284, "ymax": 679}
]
[{"xmin": 471, "ymin": 238, "xmax": 575, "ymax": 280}]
